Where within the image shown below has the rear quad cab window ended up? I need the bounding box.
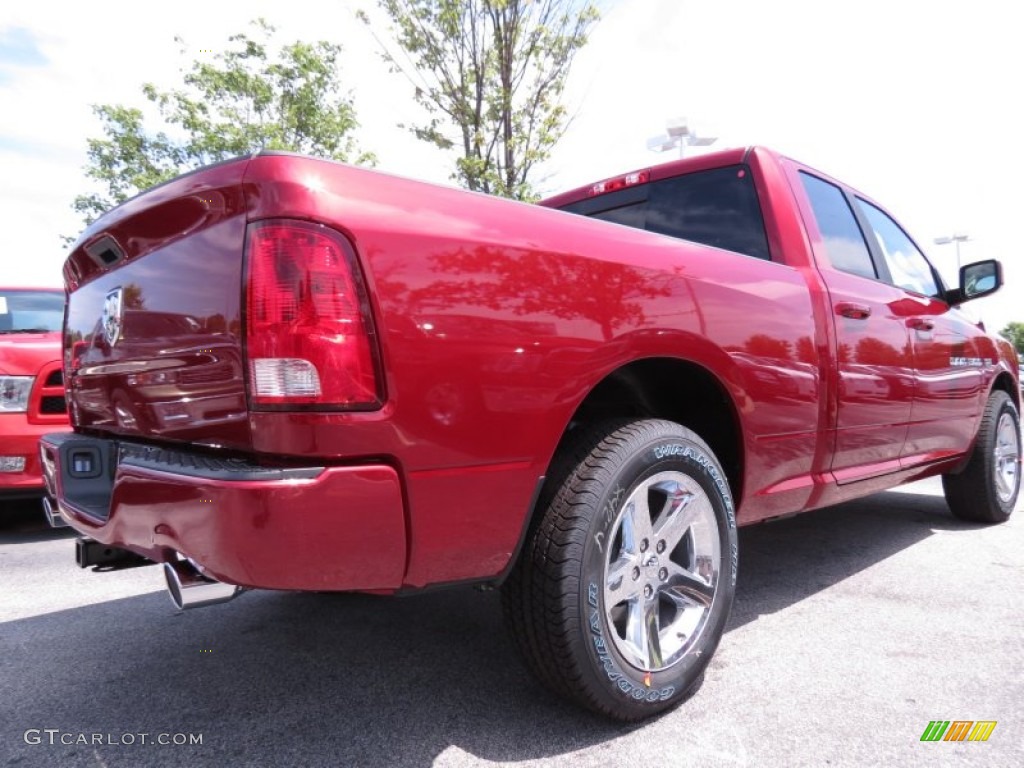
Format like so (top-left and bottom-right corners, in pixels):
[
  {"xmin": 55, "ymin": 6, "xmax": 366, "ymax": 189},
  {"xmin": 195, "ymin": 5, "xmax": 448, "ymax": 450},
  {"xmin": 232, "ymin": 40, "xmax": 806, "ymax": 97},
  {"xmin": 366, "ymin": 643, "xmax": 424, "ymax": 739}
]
[
  {"xmin": 562, "ymin": 165, "xmax": 771, "ymax": 261},
  {"xmin": 798, "ymin": 172, "xmax": 878, "ymax": 280}
]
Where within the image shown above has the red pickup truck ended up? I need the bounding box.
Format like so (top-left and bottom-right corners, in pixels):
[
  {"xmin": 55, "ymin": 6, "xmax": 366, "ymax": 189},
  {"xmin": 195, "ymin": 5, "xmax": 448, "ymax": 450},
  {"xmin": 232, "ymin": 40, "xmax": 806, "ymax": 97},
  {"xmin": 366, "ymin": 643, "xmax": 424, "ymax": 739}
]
[
  {"xmin": 1, "ymin": 287, "xmax": 68, "ymax": 507},
  {"xmin": 41, "ymin": 147, "xmax": 1020, "ymax": 721}
]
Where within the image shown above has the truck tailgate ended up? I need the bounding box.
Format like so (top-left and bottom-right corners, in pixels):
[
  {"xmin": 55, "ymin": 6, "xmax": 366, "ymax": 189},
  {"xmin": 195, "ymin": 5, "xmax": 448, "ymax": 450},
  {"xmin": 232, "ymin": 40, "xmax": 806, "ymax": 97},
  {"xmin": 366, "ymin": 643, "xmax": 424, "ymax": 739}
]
[{"xmin": 63, "ymin": 157, "xmax": 253, "ymax": 450}]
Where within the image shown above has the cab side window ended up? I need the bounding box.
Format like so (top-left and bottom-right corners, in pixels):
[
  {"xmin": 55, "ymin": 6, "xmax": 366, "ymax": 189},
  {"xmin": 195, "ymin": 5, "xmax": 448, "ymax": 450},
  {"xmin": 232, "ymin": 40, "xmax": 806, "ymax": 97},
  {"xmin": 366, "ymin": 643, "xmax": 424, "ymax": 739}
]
[{"xmin": 856, "ymin": 199, "xmax": 940, "ymax": 297}]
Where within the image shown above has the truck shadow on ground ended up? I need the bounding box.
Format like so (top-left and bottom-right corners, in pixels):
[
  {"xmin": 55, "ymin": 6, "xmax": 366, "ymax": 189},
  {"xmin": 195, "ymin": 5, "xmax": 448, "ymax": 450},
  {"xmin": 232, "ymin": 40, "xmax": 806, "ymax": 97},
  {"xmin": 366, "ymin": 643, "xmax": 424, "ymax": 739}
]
[
  {"xmin": 729, "ymin": 488, "xmax": 981, "ymax": 630},
  {"xmin": 0, "ymin": 489, "xmax": 980, "ymax": 767}
]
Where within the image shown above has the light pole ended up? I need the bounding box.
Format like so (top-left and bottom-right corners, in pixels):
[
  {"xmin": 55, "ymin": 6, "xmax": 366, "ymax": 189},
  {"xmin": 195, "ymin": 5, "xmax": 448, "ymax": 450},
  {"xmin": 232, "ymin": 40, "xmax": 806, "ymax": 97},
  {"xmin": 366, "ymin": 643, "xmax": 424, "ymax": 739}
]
[
  {"xmin": 647, "ymin": 116, "xmax": 717, "ymax": 158},
  {"xmin": 934, "ymin": 233, "xmax": 970, "ymax": 271}
]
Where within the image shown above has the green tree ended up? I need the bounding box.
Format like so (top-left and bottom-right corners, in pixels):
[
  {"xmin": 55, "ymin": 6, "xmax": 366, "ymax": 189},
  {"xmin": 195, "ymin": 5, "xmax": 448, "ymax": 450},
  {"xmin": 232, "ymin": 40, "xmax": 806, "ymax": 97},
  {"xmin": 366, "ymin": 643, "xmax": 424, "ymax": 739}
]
[
  {"xmin": 743, "ymin": 334, "xmax": 793, "ymax": 360},
  {"xmin": 999, "ymin": 322, "xmax": 1024, "ymax": 355},
  {"xmin": 73, "ymin": 19, "xmax": 372, "ymax": 227},
  {"xmin": 363, "ymin": 0, "xmax": 599, "ymax": 200},
  {"xmin": 122, "ymin": 283, "xmax": 145, "ymax": 311}
]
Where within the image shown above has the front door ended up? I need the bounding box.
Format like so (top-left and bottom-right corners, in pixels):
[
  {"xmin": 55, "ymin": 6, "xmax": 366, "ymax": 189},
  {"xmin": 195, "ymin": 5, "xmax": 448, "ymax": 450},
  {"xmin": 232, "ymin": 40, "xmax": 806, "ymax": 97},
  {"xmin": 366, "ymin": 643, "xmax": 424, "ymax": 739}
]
[{"xmin": 852, "ymin": 199, "xmax": 984, "ymax": 463}]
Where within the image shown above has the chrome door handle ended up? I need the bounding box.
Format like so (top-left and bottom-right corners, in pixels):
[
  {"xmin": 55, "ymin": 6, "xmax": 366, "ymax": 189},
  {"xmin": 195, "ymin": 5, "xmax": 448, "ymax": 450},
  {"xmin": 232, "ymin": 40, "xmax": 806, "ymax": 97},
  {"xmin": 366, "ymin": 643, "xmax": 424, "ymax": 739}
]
[{"xmin": 836, "ymin": 302, "xmax": 871, "ymax": 320}]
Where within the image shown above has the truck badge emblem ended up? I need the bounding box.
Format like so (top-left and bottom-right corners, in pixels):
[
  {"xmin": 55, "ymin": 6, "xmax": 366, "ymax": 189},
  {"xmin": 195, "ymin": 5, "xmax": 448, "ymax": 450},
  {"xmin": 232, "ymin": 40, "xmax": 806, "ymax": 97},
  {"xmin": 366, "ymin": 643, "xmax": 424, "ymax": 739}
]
[{"xmin": 102, "ymin": 287, "xmax": 124, "ymax": 347}]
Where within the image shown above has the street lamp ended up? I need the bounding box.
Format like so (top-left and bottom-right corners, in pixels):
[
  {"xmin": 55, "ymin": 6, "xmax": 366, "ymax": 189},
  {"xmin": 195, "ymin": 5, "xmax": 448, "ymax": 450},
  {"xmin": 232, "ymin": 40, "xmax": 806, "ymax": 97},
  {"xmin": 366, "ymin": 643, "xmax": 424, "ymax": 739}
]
[
  {"xmin": 934, "ymin": 233, "xmax": 970, "ymax": 271},
  {"xmin": 647, "ymin": 116, "xmax": 717, "ymax": 158}
]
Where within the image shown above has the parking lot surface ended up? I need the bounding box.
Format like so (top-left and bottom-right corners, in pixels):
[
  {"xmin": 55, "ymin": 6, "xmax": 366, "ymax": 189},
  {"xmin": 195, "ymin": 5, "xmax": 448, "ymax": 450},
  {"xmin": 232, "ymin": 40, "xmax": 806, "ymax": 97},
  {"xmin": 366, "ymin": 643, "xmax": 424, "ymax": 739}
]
[{"xmin": 1, "ymin": 477, "xmax": 1021, "ymax": 767}]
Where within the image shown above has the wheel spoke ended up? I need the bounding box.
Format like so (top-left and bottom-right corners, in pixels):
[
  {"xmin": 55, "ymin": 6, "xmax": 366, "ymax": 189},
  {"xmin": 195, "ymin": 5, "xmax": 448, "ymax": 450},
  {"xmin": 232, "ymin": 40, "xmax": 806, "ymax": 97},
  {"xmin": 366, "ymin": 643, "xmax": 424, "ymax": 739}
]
[
  {"xmin": 605, "ymin": 556, "xmax": 643, "ymax": 604},
  {"xmin": 644, "ymin": 600, "xmax": 664, "ymax": 668},
  {"xmin": 624, "ymin": 596, "xmax": 663, "ymax": 669},
  {"xmin": 662, "ymin": 589, "xmax": 706, "ymax": 650},
  {"xmin": 622, "ymin": 492, "xmax": 654, "ymax": 551},
  {"xmin": 625, "ymin": 597, "xmax": 647, "ymax": 661},
  {"xmin": 652, "ymin": 485, "xmax": 703, "ymax": 553},
  {"xmin": 995, "ymin": 439, "xmax": 1015, "ymax": 460},
  {"xmin": 664, "ymin": 561, "xmax": 715, "ymax": 608}
]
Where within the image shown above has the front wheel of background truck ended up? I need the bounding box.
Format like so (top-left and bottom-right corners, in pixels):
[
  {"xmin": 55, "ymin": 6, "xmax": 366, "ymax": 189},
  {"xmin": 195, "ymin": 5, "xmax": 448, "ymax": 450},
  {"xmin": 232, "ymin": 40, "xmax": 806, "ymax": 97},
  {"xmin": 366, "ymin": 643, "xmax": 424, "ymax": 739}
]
[
  {"xmin": 942, "ymin": 390, "xmax": 1021, "ymax": 523},
  {"xmin": 501, "ymin": 419, "xmax": 738, "ymax": 721}
]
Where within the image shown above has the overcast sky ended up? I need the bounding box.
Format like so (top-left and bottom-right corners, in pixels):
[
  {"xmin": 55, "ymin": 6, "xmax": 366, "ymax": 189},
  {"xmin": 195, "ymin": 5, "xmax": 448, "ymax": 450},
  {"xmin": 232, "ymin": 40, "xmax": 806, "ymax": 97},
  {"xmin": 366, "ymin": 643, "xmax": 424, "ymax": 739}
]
[{"xmin": 0, "ymin": 0, "xmax": 1020, "ymax": 332}]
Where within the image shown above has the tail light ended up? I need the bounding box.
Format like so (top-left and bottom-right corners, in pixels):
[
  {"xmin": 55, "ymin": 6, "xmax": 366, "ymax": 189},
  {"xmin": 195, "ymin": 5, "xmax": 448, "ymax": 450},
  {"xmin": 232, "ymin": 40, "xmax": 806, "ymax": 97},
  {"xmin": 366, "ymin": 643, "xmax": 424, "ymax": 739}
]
[{"xmin": 244, "ymin": 219, "xmax": 382, "ymax": 410}]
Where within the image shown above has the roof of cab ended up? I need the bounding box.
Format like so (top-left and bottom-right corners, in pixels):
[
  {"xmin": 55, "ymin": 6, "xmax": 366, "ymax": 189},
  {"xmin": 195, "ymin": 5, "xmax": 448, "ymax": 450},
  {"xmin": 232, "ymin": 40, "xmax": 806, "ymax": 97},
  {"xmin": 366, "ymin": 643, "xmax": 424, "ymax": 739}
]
[{"xmin": 540, "ymin": 146, "xmax": 754, "ymax": 209}]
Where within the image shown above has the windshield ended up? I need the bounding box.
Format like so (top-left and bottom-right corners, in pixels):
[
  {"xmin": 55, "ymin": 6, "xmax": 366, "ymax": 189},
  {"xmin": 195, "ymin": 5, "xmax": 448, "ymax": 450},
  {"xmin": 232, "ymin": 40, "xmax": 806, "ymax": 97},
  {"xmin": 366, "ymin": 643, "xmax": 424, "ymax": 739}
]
[{"xmin": 0, "ymin": 289, "xmax": 65, "ymax": 333}]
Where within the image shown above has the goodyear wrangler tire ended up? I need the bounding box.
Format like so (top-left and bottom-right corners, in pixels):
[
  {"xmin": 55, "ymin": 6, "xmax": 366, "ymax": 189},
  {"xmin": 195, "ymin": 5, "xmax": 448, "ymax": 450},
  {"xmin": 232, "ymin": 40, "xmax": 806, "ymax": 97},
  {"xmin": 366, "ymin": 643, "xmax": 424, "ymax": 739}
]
[
  {"xmin": 502, "ymin": 419, "xmax": 738, "ymax": 721},
  {"xmin": 942, "ymin": 390, "xmax": 1020, "ymax": 524}
]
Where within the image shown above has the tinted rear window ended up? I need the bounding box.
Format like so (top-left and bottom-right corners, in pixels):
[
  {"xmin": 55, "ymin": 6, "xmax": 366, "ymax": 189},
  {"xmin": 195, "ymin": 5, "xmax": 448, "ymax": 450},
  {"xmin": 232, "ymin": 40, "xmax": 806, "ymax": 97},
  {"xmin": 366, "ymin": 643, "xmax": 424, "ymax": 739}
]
[
  {"xmin": 591, "ymin": 203, "xmax": 646, "ymax": 229},
  {"xmin": 560, "ymin": 164, "xmax": 771, "ymax": 261}
]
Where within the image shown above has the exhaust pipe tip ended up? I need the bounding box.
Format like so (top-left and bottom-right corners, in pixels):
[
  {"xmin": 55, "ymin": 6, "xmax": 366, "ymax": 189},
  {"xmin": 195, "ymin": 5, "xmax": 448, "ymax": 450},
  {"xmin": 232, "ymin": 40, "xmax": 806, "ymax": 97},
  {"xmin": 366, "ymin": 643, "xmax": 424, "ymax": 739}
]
[
  {"xmin": 163, "ymin": 559, "xmax": 243, "ymax": 611},
  {"xmin": 42, "ymin": 497, "xmax": 68, "ymax": 528}
]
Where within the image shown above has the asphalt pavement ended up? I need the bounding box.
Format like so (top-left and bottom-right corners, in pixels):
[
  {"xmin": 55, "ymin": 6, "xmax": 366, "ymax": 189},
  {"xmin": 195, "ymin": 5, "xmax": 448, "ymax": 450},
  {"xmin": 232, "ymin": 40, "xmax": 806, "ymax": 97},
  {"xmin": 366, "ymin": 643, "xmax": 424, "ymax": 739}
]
[{"xmin": 1, "ymin": 477, "xmax": 1021, "ymax": 768}]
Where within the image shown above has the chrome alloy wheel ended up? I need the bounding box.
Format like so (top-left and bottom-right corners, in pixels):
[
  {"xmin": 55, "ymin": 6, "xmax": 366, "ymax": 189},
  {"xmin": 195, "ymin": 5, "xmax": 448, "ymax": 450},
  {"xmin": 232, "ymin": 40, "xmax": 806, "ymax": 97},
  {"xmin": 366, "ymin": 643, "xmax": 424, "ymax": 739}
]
[
  {"xmin": 994, "ymin": 412, "xmax": 1021, "ymax": 504},
  {"xmin": 602, "ymin": 471, "xmax": 721, "ymax": 672}
]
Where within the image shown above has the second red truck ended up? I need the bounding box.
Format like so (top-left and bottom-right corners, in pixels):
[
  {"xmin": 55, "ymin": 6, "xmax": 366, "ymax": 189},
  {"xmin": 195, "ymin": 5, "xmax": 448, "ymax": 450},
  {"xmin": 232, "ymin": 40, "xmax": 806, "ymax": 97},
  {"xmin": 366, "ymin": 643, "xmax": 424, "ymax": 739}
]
[{"xmin": 1, "ymin": 287, "xmax": 68, "ymax": 508}]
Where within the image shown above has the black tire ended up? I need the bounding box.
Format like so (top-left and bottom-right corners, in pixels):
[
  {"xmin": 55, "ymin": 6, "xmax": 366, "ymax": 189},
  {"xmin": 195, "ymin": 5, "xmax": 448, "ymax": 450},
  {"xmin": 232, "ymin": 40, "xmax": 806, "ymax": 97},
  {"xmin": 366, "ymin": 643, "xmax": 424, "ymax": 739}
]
[
  {"xmin": 942, "ymin": 390, "xmax": 1021, "ymax": 523},
  {"xmin": 502, "ymin": 419, "xmax": 738, "ymax": 721}
]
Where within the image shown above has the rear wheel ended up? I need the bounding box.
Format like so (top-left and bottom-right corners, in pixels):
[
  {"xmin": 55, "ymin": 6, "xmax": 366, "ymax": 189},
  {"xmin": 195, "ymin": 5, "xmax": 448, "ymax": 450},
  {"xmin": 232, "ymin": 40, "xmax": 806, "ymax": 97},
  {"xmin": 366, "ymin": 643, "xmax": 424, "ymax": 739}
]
[
  {"xmin": 942, "ymin": 390, "xmax": 1021, "ymax": 523},
  {"xmin": 502, "ymin": 419, "xmax": 737, "ymax": 721}
]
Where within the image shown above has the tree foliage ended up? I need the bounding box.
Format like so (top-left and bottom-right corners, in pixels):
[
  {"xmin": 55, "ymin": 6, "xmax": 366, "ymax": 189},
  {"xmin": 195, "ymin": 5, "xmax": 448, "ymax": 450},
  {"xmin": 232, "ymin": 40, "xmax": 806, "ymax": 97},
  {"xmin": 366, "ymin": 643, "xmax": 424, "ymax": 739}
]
[
  {"xmin": 364, "ymin": 0, "xmax": 599, "ymax": 200},
  {"xmin": 73, "ymin": 19, "xmax": 372, "ymax": 227},
  {"xmin": 999, "ymin": 322, "xmax": 1024, "ymax": 355}
]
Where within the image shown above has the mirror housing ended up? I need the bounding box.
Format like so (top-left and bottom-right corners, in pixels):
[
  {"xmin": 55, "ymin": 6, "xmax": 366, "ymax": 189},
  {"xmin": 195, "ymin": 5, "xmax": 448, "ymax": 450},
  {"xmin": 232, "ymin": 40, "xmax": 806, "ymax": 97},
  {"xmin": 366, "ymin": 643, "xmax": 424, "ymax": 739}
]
[{"xmin": 946, "ymin": 259, "xmax": 1002, "ymax": 305}]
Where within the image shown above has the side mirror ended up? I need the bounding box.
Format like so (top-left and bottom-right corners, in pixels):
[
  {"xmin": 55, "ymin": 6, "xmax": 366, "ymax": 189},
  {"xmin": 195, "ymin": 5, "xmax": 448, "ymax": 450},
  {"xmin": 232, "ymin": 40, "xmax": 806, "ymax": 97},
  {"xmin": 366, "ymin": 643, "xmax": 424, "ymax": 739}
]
[{"xmin": 947, "ymin": 259, "xmax": 1002, "ymax": 305}]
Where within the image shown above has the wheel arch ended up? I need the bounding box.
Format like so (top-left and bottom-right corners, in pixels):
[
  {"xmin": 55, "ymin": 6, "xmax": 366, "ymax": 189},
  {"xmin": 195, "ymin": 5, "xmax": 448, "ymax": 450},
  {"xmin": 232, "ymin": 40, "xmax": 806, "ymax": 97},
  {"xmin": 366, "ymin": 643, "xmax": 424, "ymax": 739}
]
[
  {"xmin": 991, "ymin": 370, "xmax": 1020, "ymax": 413},
  {"xmin": 545, "ymin": 357, "xmax": 744, "ymax": 510},
  {"xmin": 494, "ymin": 356, "xmax": 745, "ymax": 587}
]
